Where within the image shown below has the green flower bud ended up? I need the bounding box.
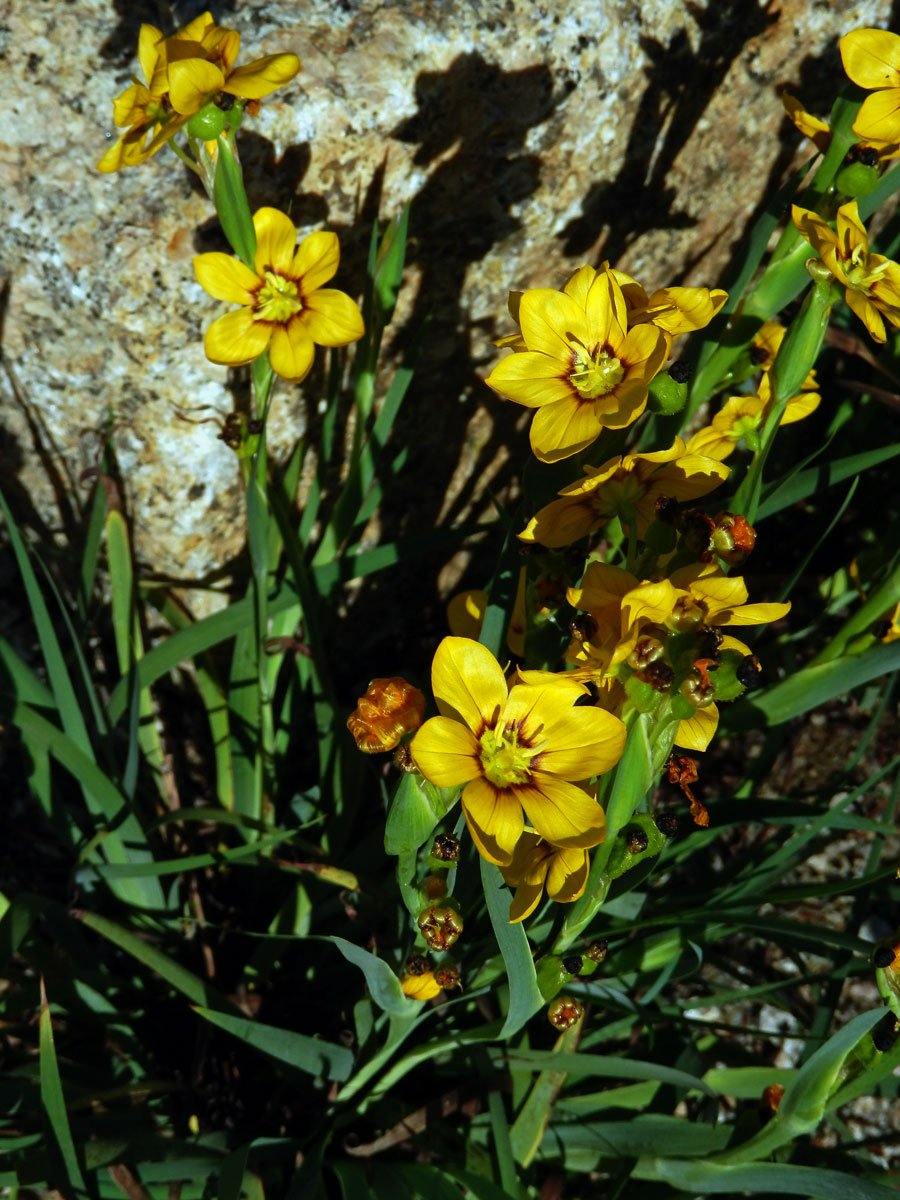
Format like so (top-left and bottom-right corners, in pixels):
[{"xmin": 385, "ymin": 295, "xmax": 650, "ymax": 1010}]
[
  {"xmin": 647, "ymin": 370, "xmax": 688, "ymax": 415},
  {"xmin": 187, "ymin": 102, "xmax": 227, "ymax": 140},
  {"xmin": 834, "ymin": 161, "xmax": 879, "ymax": 199}
]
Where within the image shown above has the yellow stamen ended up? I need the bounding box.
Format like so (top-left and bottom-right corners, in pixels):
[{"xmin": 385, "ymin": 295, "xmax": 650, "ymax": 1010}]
[
  {"xmin": 569, "ymin": 340, "xmax": 625, "ymax": 399},
  {"xmin": 479, "ymin": 723, "xmax": 543, "ymax": 788},
  {"xmin": 254, "ymin": 270, "xmax": 303, "ymax": 323}
]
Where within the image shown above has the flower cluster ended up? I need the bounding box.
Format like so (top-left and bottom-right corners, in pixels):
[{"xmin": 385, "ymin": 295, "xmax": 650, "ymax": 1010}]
[
  {"xmin": 566, "ymin": 561, "xmax": 789, "ymax": 752},
  {"xmin": 484, "ymin": 264, "xmax": 725, "ymax": 463},
  {"xmin": 98, "ymin": 11, "xmax": 300, "ymax": 172}
]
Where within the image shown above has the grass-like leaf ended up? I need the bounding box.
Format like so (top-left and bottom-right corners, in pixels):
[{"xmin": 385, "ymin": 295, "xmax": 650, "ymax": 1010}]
[{"xmin": 193, "ymin": 1005, "xmax": 354, "ymax": 1081}]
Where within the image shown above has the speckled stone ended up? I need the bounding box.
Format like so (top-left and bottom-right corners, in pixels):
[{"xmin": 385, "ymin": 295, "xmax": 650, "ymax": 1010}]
[{"xmin": 0, "ymin": 0, "xmax": 891, "ymax": 596}]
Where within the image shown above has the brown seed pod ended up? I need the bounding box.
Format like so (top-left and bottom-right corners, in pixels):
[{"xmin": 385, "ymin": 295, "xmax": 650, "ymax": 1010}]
[
  {"xmin": 547, "ymin": 996, "xmax": 584, "ymax": 1030},
  {"xmin": 562, "ymin": 955, "xmax": 583, "ymax": 976},
  {"xmin": 431, "ymin": 833, "xmax": 461, "ymax": 862},
  {"xmin": 586, "ymin": 939, "xmax": 608, "ymax": 963},
  {"xmin": 417, "ymin": 905, "xmax": 463, "ymax": 952}
]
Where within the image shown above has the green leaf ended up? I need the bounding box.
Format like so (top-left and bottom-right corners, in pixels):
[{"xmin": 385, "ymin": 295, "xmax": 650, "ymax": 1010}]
[
  {"xmin": 756, "ymin": 442, "xmax": 900, "ymax": 520},
  {"xmin": 544, "ymin": 1114, "xmax": 731, "ymax": 1161},
  {"xmin": 14, "ymin": 702, "xmax": 165, "ymax": 910},
  {"xmin": 505, "ymin": 1051, "xmax": 714, "ymax": 1096},
  {"xmin": 384, "ymin": 772, "xmax": 455, "ymax": 855},
  {"xmin": 510, "ymin": 1020, "xmax": 581, "ymax": 1168},
  {"xmin": 727, "ymin": 641, "xmax": 900, "ymax": 728},
  {"xmin": 480, "ymin": 858, "xmax": 544, "ymax": 1037},
  {"xmin": 40, "ymin": 978, "xmax": 87, "ymax": 1194},
  {"xmin": 77, "ymin": 910, "xmax": 237, "ymax": 1012},
  {"xmin": 329, "ymin": 936, "xmax": 420, "ymax": 1017},
  {"xmin": 650, "ymin": 1157, "xmax": 899, "ymax": 1198},
  {"xmin": 193, "ymin": 1006, "xmax": 354, "ymax": 1081},
  {"xmin": 213, "ymin": 134, "xmax": 256, "ymax": 267}
]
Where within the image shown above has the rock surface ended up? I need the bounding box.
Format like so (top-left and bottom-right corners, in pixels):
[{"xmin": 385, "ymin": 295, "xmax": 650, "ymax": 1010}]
[{"xmin": 0, "ymin": 0, "xmax": 892, "ymax": 595}]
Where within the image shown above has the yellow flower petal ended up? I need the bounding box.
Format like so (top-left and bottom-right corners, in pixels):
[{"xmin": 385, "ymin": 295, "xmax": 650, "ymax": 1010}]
[
  {"xmin": 137, "ymin": 24, "xmax": 165, "ymax": 86},
  {"xmin": 193, "ymin": 253, "xmax": 259, "ymax": 304},
  {"xmin": 562, "ymin": 264, "xmax": 598, "ymax": 310},
  {"xmin": 782, "ymin": 392, "xmax": 821, "ymax": 423},
  {"xmin": 507, "ymin": 878, "xmax": 545, "ymax": 923},
  {"xmin": 519, "ymin": 775, "xmax": 606, "ymax": 850},
  {"xmin": 840, "ymin": 29, "xmax": 900, "ymax": 90},
  {"xmin": 167, "ymin": 57, "xmax": 225, "ymax": 115},
  {"xmin": 447, "ymin": 591, "xmax": 487, "ymax": 640},
  {"xmin": 518, "ymin": 496, "xmax": 598, "ymax": 547},
  {"xmin": 532, "ymin": 705, "xmax": 626, "ymax": 780},
  {"xmin": 204, "ymin": 308, "xmax": 271, "ymax": 365},
  {"xmin": 302, "ymin": 289, "xmax": 364, "ymax": 346},
  {"xmin": 410, "ymin": 716, "xmax": 479, "ymax": 787},
  {"xmin": 224, "ymin": 53, "xmax": 301, "ymax": 99},
  {"xmin": 676, "ymin": 703, "xmax": 719, "ymax": 752},
  {"xmin": 792, "ymin": 205, "xmax": 836, "ymax": 258},
  {"xmin": 546, "ymin": 846, "xmax": 589, "ymax": 903},
  {"xmin": 835, "ymin": 200, "xmax": 868, "ymax": 260},
  {"xmin": 716, "ymin": 600, "xmax": 791, "ymax": 625},
  {"xmin": 485, "ymin": 353, "xmax": 573, "ymax": 408},
  {"xmin": 268, "ymin": 320, "xmax": 315, "ymax": 381},
  {"xmin": 176, "ymin": 11, "xmax": 217, "ymax": 44},
  {"xmin": 292, "ymin": 230, "xmax": 340, "ymax": 291},
  {"xmin": 519, "ymin": 289, "xmax": 588, "ymax": 359},
  {"xmin": 431, "ymin": 636, "xmax": 507, "ymax": 733},
  {"xmin": 402, "ymin": 972, "xmax": 442, "ymax": 1000},
  {"xmin": 253, "ymin": 207, "xmax": 297, "ymax": 277},
  {"xmin": 529, "ymin": 396, "xmax": 601, "ymax": 463},
  {"xmin": 845, "ymin": 285, "xmax": 887, "ymax": 342},
  {"xmin": 583, "ymin": 271, "xmax": 622, "ymax": 348},
  {"xmin": 462, "ymin": 777, "xmax": 524, "ymax": 865}
]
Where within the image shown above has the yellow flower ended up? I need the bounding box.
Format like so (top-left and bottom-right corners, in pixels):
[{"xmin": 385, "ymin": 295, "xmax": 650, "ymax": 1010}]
[
  {"xmin": 499, "ymin": 831, "xmax": 589, "ymax": 922},
  {"xmin": 97, "ymin": 13, "xmax": 300, "ymax": 173},
  {"xmin": 410, "ymin": 637, "xmax": 625, "ymax": 865},
  {"xmin": 400, "ymin": 967, "xmax": 443, "ymax": 1000},
  {"xmin": 608, "ymin": 268, "xmax": 728, "ymax": 337},
  {"xmin": 485, "ymin": 266, "xmax": 670, "ymax": 463},
  {"xmin": 193, "ymin": 208, "xmax": 364, "ymax": 381},
  {"xmin": 686, "ymin": 373, "xmax": 820, "ymax": 461},
  {"xmin": 792, "ymin": 201, "xmax": 900, "ymax": 342},
  {"xmin": 164, "ymin": 11, "xmax": 300, "ymax": 117},
  {"xmin": 841, "ymin": 29, "xmax": 900, "ymax": 156},
  {"xmin": 519, "ymin": 437, "xmax": 729, "ymax": 548}
]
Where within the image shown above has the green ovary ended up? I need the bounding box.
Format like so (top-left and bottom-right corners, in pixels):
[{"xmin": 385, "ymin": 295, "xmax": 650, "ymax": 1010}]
[
  {"xmin": 479, "ymin": 724, "xmax": 540, "ymax": 788},
  {"xmin": 570, "ymin": 344, "xmax": 625, "ymax": 399},
  {"xmin": 254, "ymin": 270, "xmax": 303, "ymax": 322}
]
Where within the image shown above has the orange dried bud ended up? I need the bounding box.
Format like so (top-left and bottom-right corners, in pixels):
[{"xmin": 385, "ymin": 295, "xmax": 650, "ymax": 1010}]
[
  {"xmin": 760, "ymin": 1082, "xmax": 785, "ymax": 1116},
  {"xmin": 347, "ymin": 677, "xmax": 425, "ymax": 753},
  {"xmin": 667, "ymin": 755, "xmax": 709, "ymax": 828},
  {"xmin": 547, "ymin": 995, "xmax": 584, "ymax": 1030},
  {"xmin": 712, "ymin": 511, "xmax": 756, "ymax": 566},
  {"xmin": 417, "ymin": 905, "xmax": 463, "ymax": 951}
]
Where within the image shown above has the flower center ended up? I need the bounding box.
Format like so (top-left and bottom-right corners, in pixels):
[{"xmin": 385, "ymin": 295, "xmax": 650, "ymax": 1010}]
[
  {"xmin": 479, "ymin": 723, "xmax": 542, "ymax": 788},
  {"xmin": 843, "ymin": 245, "xmax": 890, "ymax": 296},
  {"xmin": 254, "ymin": 270, "xmax": 303, "ymax": 323},
  {"xmin": 569, "ymin": 340, "xmax": 625, "ymax": 399}
]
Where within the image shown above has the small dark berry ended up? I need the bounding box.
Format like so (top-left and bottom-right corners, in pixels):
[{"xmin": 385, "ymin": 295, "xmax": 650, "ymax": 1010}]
[
  {"xmin": 874, "ymin": 945, "xmax": 897, "ymax": 969},
  {"xmin": 625, "ymin": 827, "xmax": 649, "ymax": 854},
  {"xmin": 668, "ymin": 359, "xmax": 692, "ymax": 383},
  {"xmin": 562, "ymin": 955, "xmax": 583, "ymax": 975}
]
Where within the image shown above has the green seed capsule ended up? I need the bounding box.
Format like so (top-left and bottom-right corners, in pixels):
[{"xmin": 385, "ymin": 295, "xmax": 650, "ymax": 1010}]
[{"xmin": 187, "ymin": 102, "xmax": 227, "ymax": 140}]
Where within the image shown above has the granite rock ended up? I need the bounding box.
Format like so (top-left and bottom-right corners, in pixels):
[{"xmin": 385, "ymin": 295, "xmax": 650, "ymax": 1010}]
[{"xmin": 0, "ymin": 0, "xmax": 892, "ymax": 597}]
